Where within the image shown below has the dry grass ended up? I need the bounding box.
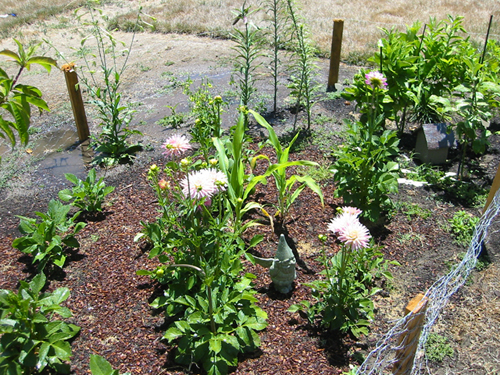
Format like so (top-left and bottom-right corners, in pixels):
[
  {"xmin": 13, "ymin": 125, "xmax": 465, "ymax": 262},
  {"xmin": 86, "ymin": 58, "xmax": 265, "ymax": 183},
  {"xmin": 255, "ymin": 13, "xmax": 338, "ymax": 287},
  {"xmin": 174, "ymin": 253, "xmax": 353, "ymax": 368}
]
[
  {"xmin": 0, "ymin": 0, "xmax": 86, "ymax": 38},
  {"xmin": 1, "ymin": 0, "xmax": 499, "ymax": 59}
]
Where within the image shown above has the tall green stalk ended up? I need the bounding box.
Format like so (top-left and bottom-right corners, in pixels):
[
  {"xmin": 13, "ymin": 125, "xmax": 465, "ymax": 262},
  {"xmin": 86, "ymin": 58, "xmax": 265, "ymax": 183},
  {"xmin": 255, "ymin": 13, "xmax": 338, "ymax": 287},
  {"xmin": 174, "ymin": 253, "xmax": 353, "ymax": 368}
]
[
  {"xmin": 265, "ymin": 0, "xmax": 288, "ymax": 113},
  {"xmin": 285, "ymin": 0, "xmax": 319, "ymax": 130},
  {"xmin": 231, "ymin": 1, "xmax": 264, "ymax": 109}
]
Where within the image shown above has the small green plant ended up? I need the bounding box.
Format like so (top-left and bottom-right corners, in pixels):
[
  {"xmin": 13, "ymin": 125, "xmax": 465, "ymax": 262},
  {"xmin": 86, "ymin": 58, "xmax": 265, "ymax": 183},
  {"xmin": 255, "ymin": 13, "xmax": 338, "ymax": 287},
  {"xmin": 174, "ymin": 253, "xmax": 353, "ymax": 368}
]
[
  {"xmin": 0, "ymin": 273, "xmax": 80, "ymax": 374},
  {"xmin": 58, "ymin": 168, "xmax": 115, "ymax": 213},
  {"xmin": 12, "ymin": 199, "xmax": 86, "ymax": 271},
  {"xmin": 90, "ymin": 355, "xmax": 131, "ymax": 375},
  {"xmin": 0, "ymin": 39, "xmax": 56, "ymax": 151},
  {"xmin": 396, "ymin": 201, "xmax": 432, "ymax": 221},
  {"xmin": 289, "ymin": 208, "xmax": 397, "ymax": 337},
  {"xmin": 425, "ymin": 333, "xmax": 454, "ymax": 362},
  {"xmin": 183, "ymin": 79, "xmax": 226, "ymax": 161},
  {"xmin": 157, "ymin": 104, "xmax": 185, "ymax": 129},
  {"xmin": 163, "ymin": 272, "xmax": 267, "ymax": 375},
  {"xmin": 448, "ymin": 210, "xmax": 480, "ymax": 246}
]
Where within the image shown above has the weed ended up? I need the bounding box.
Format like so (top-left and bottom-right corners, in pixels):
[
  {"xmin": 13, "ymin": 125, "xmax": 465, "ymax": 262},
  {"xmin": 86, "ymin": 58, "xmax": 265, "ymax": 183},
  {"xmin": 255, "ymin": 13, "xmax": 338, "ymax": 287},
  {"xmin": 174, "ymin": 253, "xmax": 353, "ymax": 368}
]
[
  {"xmin": 395, "ymin": 201, "xmax": 432, "ymax": 221},
  {"xmin": 297, "ymin": 160, "xmax": 332, "ymax": 186},
  {"xmin": 397, "ymin": 231, "xmax": 425, "ymax": 246},
  {"xmin": 448, "ymin": 210, "xmax": 480, "ymax": 247},
  {"xmin": 157, "ymin": 104, "xmax": 186, "ymax": 129},
  {"xmin": 425, "ymin": 333, "xmax": 454, "ymax": 362}
]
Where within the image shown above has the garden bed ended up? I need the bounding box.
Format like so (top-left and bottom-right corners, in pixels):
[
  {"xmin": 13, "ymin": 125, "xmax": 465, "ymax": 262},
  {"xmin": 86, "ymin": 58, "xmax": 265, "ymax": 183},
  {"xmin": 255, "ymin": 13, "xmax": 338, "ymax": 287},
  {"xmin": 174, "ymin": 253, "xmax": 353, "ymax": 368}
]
[{"xmin": 1, "ymin": 19, "xmax": 500, "ymax": 375}]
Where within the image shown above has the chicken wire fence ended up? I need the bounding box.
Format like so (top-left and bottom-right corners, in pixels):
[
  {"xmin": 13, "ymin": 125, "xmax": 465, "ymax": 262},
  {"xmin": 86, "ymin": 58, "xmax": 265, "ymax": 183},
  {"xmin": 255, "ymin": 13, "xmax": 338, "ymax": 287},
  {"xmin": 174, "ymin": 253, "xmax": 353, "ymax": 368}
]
[{"xmin": 357, "ymin": 188, "xmax": 500, "ymax": 375}]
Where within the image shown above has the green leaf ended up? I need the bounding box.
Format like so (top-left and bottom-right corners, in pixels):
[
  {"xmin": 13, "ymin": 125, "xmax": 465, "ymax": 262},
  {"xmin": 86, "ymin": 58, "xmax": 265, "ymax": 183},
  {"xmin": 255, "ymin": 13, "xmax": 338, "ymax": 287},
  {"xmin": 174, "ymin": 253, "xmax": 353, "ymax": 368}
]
[
  {"xmin": 209, "ymin": 337, "xmax": 222, "ymax": 354},
  {"xmin": 50, "ymin": 340, "xmax": 72, "ymax": 360},
  {"xmin": 89, "ymin": 354, "xmax": 119, "ymax": 375},
  {"xmin": 30, "ymin": 273, "xmax": 46, "ymax": 295},
  {"xmin": 164, "ymin": 327, "xmax": 183, "ymax": 342},
  {"xmin": 58, "ymin": 189, "xmax": 74, "ymax": 202},
  {"xmin": 0, "ymin": 49, "xmax": 21, "ymax": 62}
]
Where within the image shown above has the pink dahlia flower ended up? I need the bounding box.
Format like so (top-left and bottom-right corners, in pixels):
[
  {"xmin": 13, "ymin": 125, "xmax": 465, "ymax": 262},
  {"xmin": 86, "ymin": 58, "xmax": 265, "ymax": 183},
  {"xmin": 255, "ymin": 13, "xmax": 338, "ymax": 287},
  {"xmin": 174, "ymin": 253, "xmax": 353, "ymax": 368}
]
[
  {"xmin": 327, "ymin": 212, "xmax": 360, "ymax": 235},
  {"xmin": 337, "ymin": 221, "xmax": 371, "ymax": 250},
  {"xmin": 162, "ymin": 134, "xmax": 191, "ymax": 158},
  {"xmin": 205, "ymin": 168, "xmax": 228, "ymax": 193},
  {"xmin": 341, "ymin": 206, "xmax": 362, "ymax": 217},
  {"xmin": 181, "ymin": 170, "xmax": 217, "ymax": 200},
  {"xmin": 365, "ymin": 71, "xmax": 388, "ymax": 89}
]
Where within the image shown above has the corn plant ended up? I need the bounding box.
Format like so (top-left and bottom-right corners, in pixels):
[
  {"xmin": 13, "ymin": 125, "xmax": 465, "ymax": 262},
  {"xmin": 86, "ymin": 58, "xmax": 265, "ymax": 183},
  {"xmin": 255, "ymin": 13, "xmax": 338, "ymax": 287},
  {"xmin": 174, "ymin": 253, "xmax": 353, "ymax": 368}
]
[{"xmin": 249, "ymin": 110, "xmax": 324, "ymax": 225}]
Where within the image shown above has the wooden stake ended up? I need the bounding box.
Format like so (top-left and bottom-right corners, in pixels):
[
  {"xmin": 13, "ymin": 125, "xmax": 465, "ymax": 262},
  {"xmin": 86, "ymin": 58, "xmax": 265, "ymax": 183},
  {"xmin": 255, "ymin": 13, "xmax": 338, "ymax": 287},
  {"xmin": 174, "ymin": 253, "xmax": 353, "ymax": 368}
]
[
  {"xmin": 483, "ymin": 161, "xmax": 500, "ymax": 214},
  {"xmin": 62, "ymin": 63, "xmax": 89, "ymax": 142},
  {"xmin": 393, "ymin": 293, "xmax": 428, "ymax": 375},
  {"xmin": 327, "ymin": 19, "xmax": 344, "ymax": 92}
]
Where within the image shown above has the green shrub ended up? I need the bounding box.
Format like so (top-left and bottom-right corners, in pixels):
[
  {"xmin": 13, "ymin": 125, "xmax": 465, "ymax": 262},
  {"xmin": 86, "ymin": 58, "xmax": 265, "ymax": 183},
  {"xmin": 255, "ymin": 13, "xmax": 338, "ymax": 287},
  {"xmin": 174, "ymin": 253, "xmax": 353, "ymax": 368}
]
[
  {"xmin": 0, "ymin": 273, "xmax": 80, "ymax": 374},
  {"xmin": 58, "ymin": 169, "xmax": 115, "ymax": 213},
  {"xmin": 12, "ymin": 200, "xmax": 86, "ymax": 271}
]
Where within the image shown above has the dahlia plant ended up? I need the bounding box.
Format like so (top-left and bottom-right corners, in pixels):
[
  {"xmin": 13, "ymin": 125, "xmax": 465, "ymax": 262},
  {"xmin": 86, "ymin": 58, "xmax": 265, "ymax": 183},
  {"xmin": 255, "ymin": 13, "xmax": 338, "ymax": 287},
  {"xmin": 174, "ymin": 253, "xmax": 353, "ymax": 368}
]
[
  {"xmin": 136, "ymin": 134, "xmax": 267, "ymax": 375},
  {"xmin": 289, "ymin": 207, "xmax": 397, "ymax": 337}
]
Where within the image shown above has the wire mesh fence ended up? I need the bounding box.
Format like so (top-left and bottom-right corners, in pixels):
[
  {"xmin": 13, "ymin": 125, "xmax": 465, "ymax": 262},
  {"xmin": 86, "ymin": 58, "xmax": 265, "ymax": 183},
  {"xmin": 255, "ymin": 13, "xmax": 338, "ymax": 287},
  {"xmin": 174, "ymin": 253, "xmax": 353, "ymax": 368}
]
[{"xmin": 357, "ymin": 188, "xmax": 500, "ymax": 374}]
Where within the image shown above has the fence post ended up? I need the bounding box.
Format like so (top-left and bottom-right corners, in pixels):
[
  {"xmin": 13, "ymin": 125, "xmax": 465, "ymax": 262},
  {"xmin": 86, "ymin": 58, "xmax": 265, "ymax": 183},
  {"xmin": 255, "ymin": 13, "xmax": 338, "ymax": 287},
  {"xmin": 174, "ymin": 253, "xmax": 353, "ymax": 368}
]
[
  {"xmin": 327, "ymin": 19, "xmax": 344, "ymax": 92},
  {"xmin": 483, "ymin": 161, "xmax": 500, "ymax": 214},
  {"xmin": 62, "ymin": 63, "xmax": 89, "ymax": 142},
  {"xmin": 392, "ymin": 293, "xmax": 428, "ymax": 375}
]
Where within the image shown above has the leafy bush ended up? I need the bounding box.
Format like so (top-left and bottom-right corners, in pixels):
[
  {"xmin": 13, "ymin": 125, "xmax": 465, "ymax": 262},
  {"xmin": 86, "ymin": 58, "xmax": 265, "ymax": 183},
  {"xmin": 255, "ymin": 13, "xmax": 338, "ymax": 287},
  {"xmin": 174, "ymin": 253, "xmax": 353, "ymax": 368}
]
[
  {"xmin": 0, "ymin": 273, "xmax": 80, "ymax": 374},
  {"xmin": 163, "ymin": 274, "xmax": 267, "ymax": 375},
  {"xmin": 136, "ymin": 126, "xmax": 267, "ymax": 374},
  {"xmin": 58, "ymin": 169, "xmax": 115, "ymax": 213},
  {"xmin": 12, "ymin": 200, "xmax": 86, "ymax": 271},
  {"xmin": 332, "ymin": 120, "xmax": 399, "ymax": 222}
]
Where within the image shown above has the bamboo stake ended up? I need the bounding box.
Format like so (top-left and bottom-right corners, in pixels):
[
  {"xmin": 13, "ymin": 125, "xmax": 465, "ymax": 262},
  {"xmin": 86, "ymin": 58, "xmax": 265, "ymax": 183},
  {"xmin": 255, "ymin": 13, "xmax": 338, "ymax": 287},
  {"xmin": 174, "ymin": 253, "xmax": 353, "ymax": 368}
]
[
  {"xmin": 327, "ymin": 19, "xmax": 344, "ymax": 92},
  {"xmin": 62, "ymin": 63, "xmax": 89, "ymax": 142},
  {"xmin": 393, "ymin": 293, "xmax": 428, "ymax": 375}
]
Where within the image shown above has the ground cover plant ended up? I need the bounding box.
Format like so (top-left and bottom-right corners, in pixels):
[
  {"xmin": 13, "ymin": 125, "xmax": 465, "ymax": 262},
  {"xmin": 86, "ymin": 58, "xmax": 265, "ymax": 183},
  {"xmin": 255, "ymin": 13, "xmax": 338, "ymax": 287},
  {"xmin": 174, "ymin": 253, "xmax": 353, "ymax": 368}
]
[{"xmin": 0, "ymin": 2, "xmax": 500, "ymax": 375}]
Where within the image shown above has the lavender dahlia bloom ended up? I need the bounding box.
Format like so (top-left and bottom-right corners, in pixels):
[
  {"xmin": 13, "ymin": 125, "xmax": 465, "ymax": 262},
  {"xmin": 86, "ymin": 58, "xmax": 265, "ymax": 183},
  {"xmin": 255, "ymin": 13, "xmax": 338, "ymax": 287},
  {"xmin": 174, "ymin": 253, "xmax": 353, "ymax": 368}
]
[{"xmin": 365, "ymin": 71, "xmax": 388, "ymax": 89}]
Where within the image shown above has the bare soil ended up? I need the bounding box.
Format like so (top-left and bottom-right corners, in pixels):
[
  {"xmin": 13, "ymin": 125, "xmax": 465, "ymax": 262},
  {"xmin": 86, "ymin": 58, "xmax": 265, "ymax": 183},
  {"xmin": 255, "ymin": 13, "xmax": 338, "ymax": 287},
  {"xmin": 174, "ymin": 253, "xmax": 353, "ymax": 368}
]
[{"xmin": 0, "ymin": 14, "xmax": 500, "ymax": 375}]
